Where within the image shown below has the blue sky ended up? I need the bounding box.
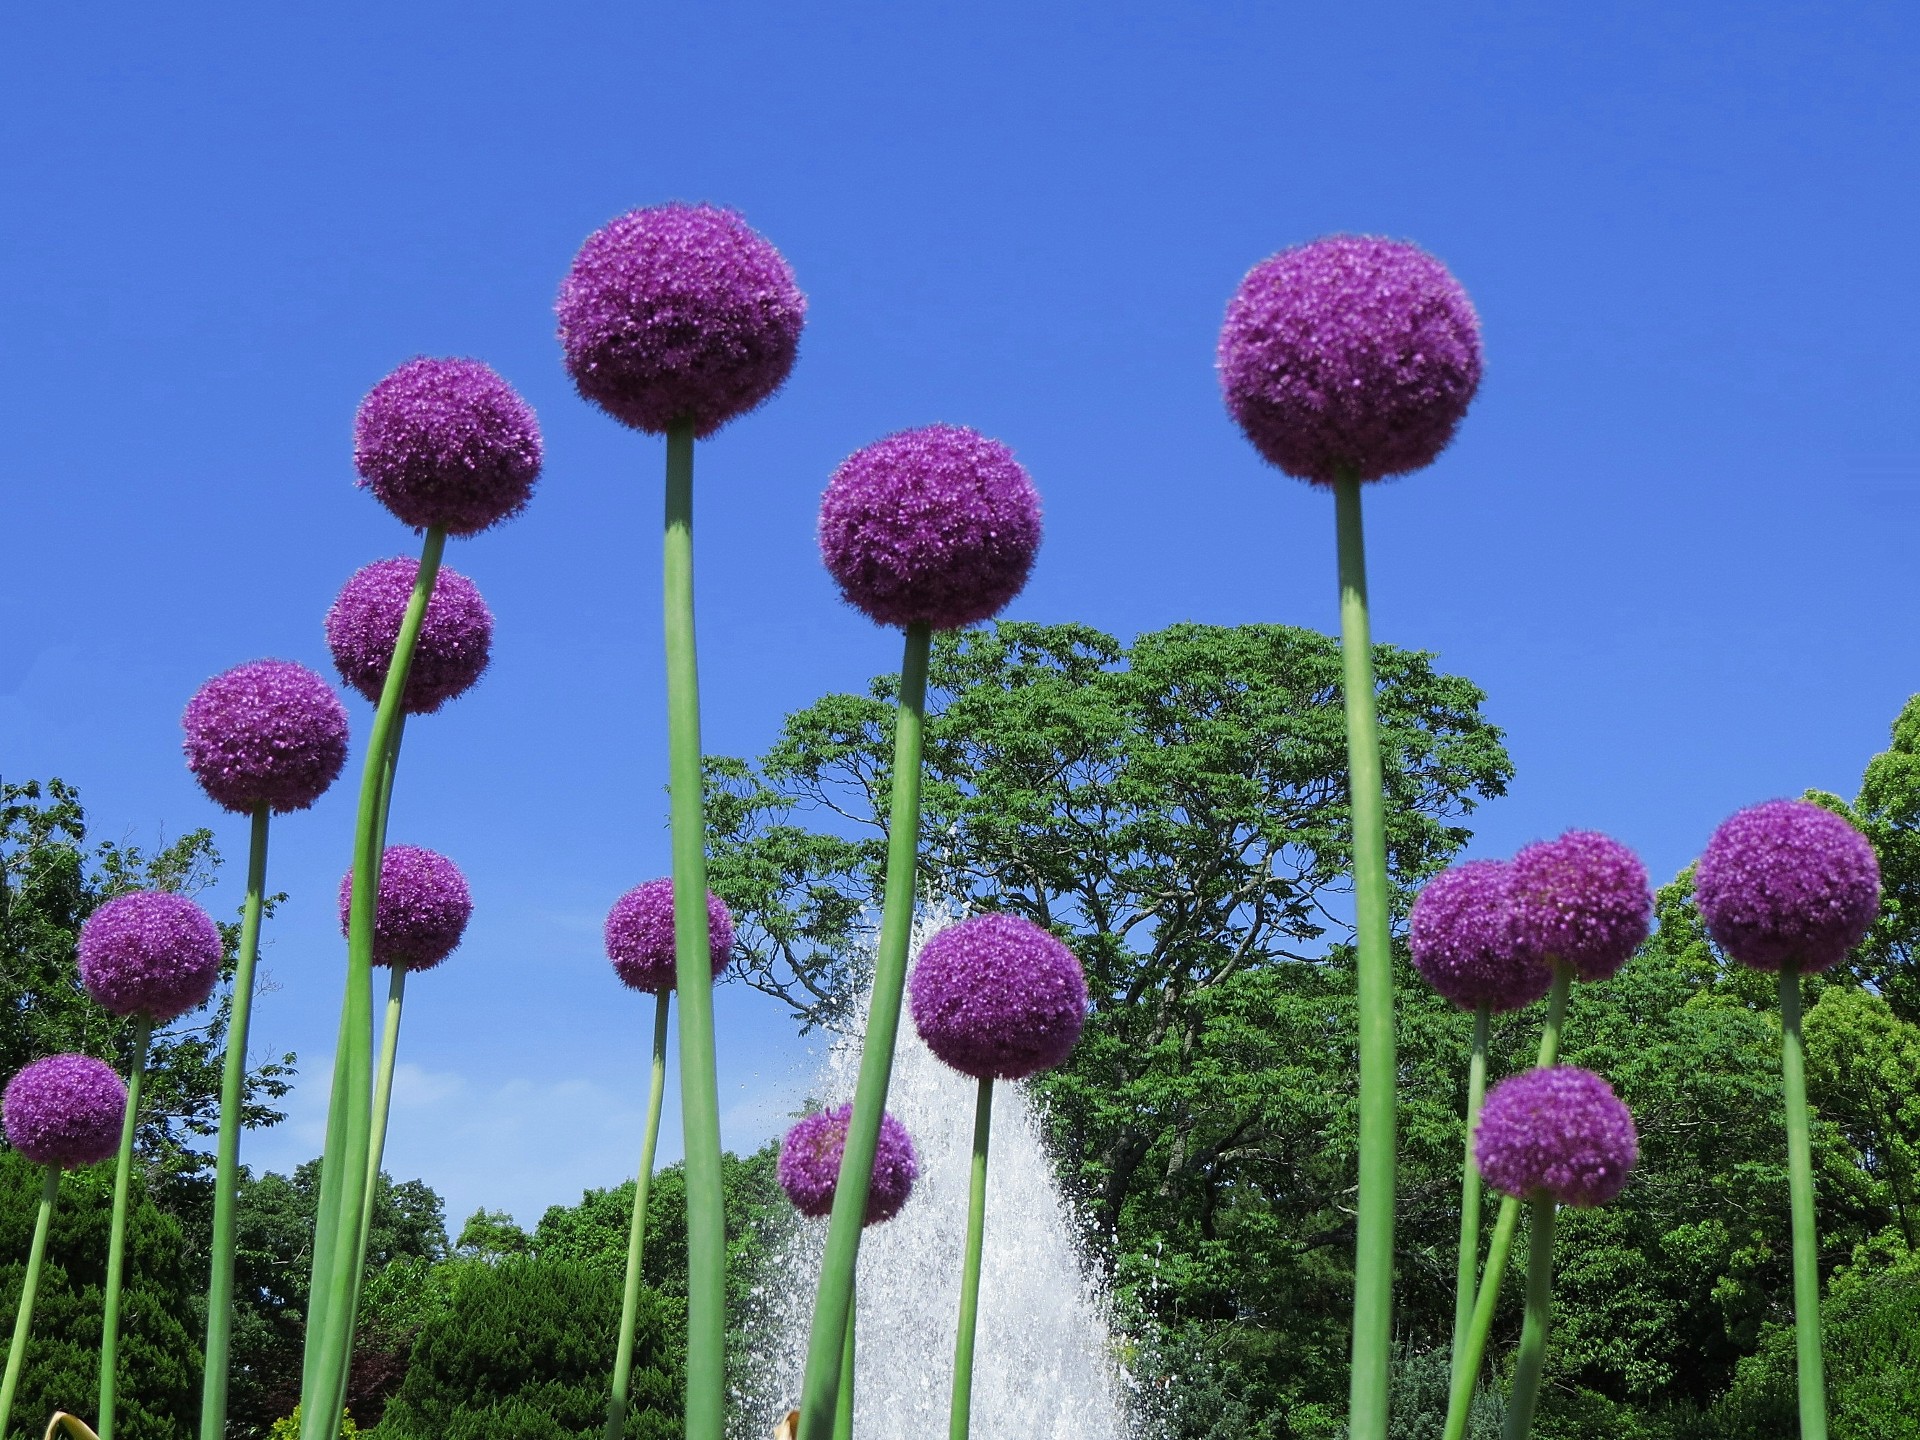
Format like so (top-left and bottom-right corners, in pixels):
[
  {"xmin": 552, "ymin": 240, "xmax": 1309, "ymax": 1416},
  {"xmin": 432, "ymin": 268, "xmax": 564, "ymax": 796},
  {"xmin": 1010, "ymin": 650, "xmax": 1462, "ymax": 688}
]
[{"xmin": 3, "ymin": 2, "xmax": 1916, "ymax": 1226}]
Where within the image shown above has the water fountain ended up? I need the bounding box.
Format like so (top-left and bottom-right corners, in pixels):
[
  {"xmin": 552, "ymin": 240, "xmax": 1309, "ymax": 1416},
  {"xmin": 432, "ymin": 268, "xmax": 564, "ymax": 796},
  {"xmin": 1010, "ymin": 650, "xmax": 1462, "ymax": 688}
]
[{"xmin": 735, "ymin": 903, "xmax": 1144, "ymax": 1439}]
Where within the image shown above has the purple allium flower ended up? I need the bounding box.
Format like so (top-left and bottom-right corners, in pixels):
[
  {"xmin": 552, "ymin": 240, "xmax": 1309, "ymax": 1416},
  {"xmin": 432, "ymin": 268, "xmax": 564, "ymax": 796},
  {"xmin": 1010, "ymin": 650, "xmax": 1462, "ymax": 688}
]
[
  {"xmin": 603, "ymin": 878, "xmax": 734, "ymax": 994},
  {"xmin": 1475, "ymin": 1065, "xmax": 1638, "ymax": 1207},
  {"xmin": 1217, "ymin": 235, "xmax": 1483, "ymax": 484},
  {"xmin": 1509, "ymin": 831, "xmax": 1652, "ymax": 983},
  {"xmin": 325, "ymin": 557, "xmax": 493, "ymax": 715},
  {"xmin": 818, "ymin": 425, "xmax": 1043, "ymax": 631},
  {"xmin": 909, "ymin": 914, "xmax": 1087, "ymax": 1080},
  {"xmin": 338, "ymin": 845, "xmax": 473, "ymax": 971},
  {"xmin": 78, "ymin": 891, "xmax": 224, "ymax": 1022},
  {"xmin": 3, "ymin": 1055, "xmax": 127, "ymax": 1169},
  {"xmin": 777, "ymin": 1104, "xmax": 918, "ymax": 1226},
  {"xmin": 181, "ymin": 659, "xmax": 350, "ymax": 815},
  {"xmin": 1695, "ymin": 799, "xmax": 1882, "ymax": 974},
  {"xmin": 1408, "ymin": 860, "xmax": 1553, "ymax": 1013},
  {"xmin": 354, "ymin": 357, "xmax": 543, "ymax": 536},
  {"xmin": 556, "ymin": 203, "xmax": 806, "ymax": 437}
]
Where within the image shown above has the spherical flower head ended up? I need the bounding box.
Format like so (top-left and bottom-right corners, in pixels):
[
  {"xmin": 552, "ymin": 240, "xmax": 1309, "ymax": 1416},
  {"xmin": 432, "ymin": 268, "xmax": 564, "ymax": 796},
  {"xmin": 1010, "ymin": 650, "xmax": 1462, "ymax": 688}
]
[
  {"xmin": 353, "ymin": 357, "xmax": 542, "ymax": 536},
  {"xmin": 1218, "ymin": 234, "xmax": 1483, "ymax": 484},
  {"xmin": 1696, "ymin": 799, "xmax": 1882, "ymax": 974},
  {"xmin": 777, "ymin": 1104, "xmax": 918, "ymax": 1225},
  {"xmin": 819, "ymin": 425, "xmax": 1043, "ymax": 631},
  {"xmin": 557, "ymin": 203, "xmax": 806, "ymax": 437},
  {"xmin": 1475, "ymin": 1065, "xmax": 1638, "ymax": 1207},
  {"xmin": 325, "ymin": 557, "xmax": 493, "ymax": 715},
  {"xmin": 338, "ymin": 845, "xmax": 473, "ymax": 971},
  {"xmin": 78, "ymin": 891, "xmax": 223, "ymax": 1022},
  {"xmin": 603, "ymin": 878, "xmax": 734, "ymax": 993},
  {"xmin": 1509, "ymin": 830, "xmax": 1652, "ymax": 982},
  {"xmin": 909, "ymin": 913, "xmax": 1087, "ymax": 1080},
  {"xmin": 181, "ymin": 659, "xmax": 350, "ymax": 815},
  {"xmin": 1408, "ymin": 860, "xmax": 1552, "ymax": 1013},
  {"xmin": 3, "ymin": 1055, "xmax": 127, "ymax": 1169}
]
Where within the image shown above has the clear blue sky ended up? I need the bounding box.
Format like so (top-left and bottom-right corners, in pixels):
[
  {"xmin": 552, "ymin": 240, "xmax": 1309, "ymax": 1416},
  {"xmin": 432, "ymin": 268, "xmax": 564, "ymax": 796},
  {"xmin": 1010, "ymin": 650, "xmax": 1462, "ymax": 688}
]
[{"xmin": 3, "ymin": 2, "xmax": 1916, "ymax": 1226}]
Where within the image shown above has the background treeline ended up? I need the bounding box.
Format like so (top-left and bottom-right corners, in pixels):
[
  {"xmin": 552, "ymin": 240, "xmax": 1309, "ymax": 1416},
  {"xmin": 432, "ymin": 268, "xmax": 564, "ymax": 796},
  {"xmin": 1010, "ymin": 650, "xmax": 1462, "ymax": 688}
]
[{"xmin": 9, "ymin": 617, "xmax": 1920, "ymax": 1436}]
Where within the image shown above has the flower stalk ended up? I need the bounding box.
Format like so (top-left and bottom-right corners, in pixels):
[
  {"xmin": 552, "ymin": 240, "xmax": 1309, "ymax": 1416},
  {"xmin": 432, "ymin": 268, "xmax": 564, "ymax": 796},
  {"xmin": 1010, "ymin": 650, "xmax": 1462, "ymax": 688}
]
[
  {"xmin": 949, "ymin": 1075, "xmax": 994, "ymax": 1440},
  {"xmin": 1778, "ymin": 962, "xmax": 1829, "ymax": 1440},
  {"xmin": 796, "ymin": 620, "xmax": 932, "ymax": 1440},
  {"xmin": 606, "ymin": 991, "xmax": 672, "ymax": 1440},
  {"xmin": 1449, "ymin": 1002, "xmax": 1491, "ymax": 1377},
  {"xmin": 1, "ymin": 1166, "xmax": 60, "ymax": 1437},
  {"xmin": 1503, "ymin": 1196, "xmax": 1558, "ymax": 1439},
  {"xmin": 97, "ymin": 1014, "xmax": 152, "ymax": 1440},
  {"xmin": 833, "ymin": 1293, "xmax": 856, "ymax": 1440}
]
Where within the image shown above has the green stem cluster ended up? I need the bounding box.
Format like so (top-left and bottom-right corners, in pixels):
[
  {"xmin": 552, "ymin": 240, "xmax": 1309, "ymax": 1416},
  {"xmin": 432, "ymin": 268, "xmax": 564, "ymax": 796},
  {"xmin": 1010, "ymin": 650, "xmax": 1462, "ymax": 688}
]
[
  {"xmin": 948, "ymin": 1076, "xmax": 995, "ymax": 1440},
  {"xmin": 1778, "ymin": 964, "xmax": 1829, "ymax": 1440},
  {"xmin": 1334, "ymin": 475, "xmax": 1394, "ymax": 1440},
  {"xmin": 662, "ymin": 419, "xmax": 728, "ymax": 1440},
  {"xmin": 300, "ymin": 527, "xmax": 445, "ymax": 1440},
  {"xmin": 98, "ymin": 1015, "xmax": 152, "ymax": 1440},
  {"xmin": 200, "ymin": 802, "xmax": 271, "ymax": 1440},
  {"xmin": 0, "ymin": 1166, "xmax": 60, "ymax": 1437},
  {"xmin": 796, "ymin": 620, "xmax": 933, "ymax": 1440},
  {"xmin": 606, "ymin": 992, "xmax": 672, "ymax": 1440}
]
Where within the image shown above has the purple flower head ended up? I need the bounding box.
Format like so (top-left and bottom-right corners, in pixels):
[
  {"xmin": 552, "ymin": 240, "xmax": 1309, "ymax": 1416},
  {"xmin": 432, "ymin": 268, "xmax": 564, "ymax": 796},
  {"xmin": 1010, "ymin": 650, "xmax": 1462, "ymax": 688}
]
[
  {"xmin": 1408, "ymin": 860, "xmax": 1553, "ymax": 1013},
  {"xmin": 557, "ymin": 203, "xmax": 806, "ymax": 437},
  {"xmin": 3, "ymin": 1055, "xmax": 127, "ymax": 1169},
  {"xmin": 181, "ymin": 659, "xmax": 350, "ymax": 815},
  {"xmin": 909, "ymin": 914, "xmax": 1087, "ymax": 1080},
  {"xmin": 1696, "ymin": 799, "xmax": 1882, "ymax": 974},
  {"xmin": 819, "ymin": 425, "xmax": 1043, "ymax": 631},
  {"xmin": 1475, "ymin": 1065, "xmax": 1638, "ymax": 1207},
  {"xmin": 354, "ymin": 357, "xmax": 542, "ymax": 536},
  {"xmin": 325, "ymin": 557, "xmax": 493, "ymax": 715},
  {"xmin": 603, "ymin": 878, "xmax": 734, "ymax": 994},
  {"xmin": 338, "ymin": 845, "xmax": 473, "ymax": 971},
  {"xmin": 1509, "ymin": 831, "xmax": 1652, "ymax": 983},
  {"xmin": 777, "ymin": 1104, "xmax": 918, "ymax": 1226},
  {"xmin": 1218, "ymin": 235, "xmax": 1483, "ymax": 484},
  {"xmin": 78, "ymin": 891, "xmax": 223, "ymax": 1022}
]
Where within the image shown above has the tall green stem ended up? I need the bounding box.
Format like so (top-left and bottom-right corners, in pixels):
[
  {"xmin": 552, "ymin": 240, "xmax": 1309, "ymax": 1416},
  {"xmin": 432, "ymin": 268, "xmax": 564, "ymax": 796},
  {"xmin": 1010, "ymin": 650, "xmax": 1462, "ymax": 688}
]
[
  {"xmin": 98, "ymin": 1014, "xmax": 152, "ymax": 1440},
  {"xmin": 300, "ymin": 528, "xmax": 445, "ymax": 1440},
  {"xmin": 1778, "ymin": 963, "xmax": 1829, "ymax": 1440},
  {"xmin": 1334, "ymin": 474, "xmax": 1394, "ymax": 1440},
  {"xmin": 1443, "ymin": 1194, "xmax": 1521, "ymax": 1440},
  {"xmin": 1450, "ymin": 1003, "xmax": 1491, "ymax": 1376},
  {"xmin": 662, "ymin": 419, "xmax": 726, "ymax": 1440},
  {"xmin": 947, "ymin": 1077, "xmax": 995, "ymax": 1440},
  {"xmin": 1502, "ymin": 1196, "xmax": 1558, "ymax": 1439},
  {"xmin": 356, "ymin": 962, "xmax": 410, "ymax": 1264},
  {"xmin": 606, "ymin": 991, "xmax": 671, "ymax": 1440},
  {"xmin": 1536, "ymin": 962, "xmax": 1569, "ymax": 1069},
  {"xmin": 833, "ymin": 1291, "xmax": 856, "ymax": 1440},
  {"xmin": 796, "ymin": 620, "xmax": 932, "ymax": 1440},
  {"xmin": 1, "ymin": 1167, "xmax": 60, "ymax": 1436},
  {"xmin": 199, "ymin": 803, "xmax": 271, "ymax": 1440}
]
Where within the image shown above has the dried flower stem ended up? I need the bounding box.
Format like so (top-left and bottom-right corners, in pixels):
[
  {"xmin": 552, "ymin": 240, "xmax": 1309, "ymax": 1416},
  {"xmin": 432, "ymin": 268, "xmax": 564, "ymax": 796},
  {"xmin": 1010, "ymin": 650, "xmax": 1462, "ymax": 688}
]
[
  {"xmin": 1, "ymin": 1166, "xmax": 60, "ymax": 1436},
  {"xmin": 1334, "ymin": 474, "xmax": 1394, "ymax": 1440},
  {"xmin": 606, "ymin": 991, "xmax": 671, "ymax": 1440},
  {"xmin": 948, "ymin": 1075, "xmax": 995, "ymax": 1440},
  {"xmin": 199, "ymin": 802, "xmax": 271, "ymax": 1440},
  {"xmin": 1778, "ymin": 963, "xmax": 1830, "ymax": 1440},
  {"xmin": 796, "ymin": 620, "xmax": 932, "ymax": 1440},
  {"xmin": 1503, "ymin": 1196, "xmax": 1558, "ymax": 1438},
  {"xmin": 300, "ymin": 528, "xmax": 445, "ymax": 1439},
  {"xmin": 1449, "ymin": 1002, "xmax": 1491, "ymax": 1377},
  {"xmin": 97, "ymin": 1013, "xmax": 152, "ymax": 1440},
  {"xmin": 663, "ymin": 418, "xmax": 727, "ymax": 1440}
]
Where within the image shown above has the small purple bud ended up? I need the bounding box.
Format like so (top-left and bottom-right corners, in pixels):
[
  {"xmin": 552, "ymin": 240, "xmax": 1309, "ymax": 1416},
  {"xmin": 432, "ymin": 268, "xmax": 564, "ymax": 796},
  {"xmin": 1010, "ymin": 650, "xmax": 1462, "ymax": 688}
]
[
  {"xmin": 354, "ymin": 357, "xmax": 542, "ymax": 536},
  {"xmin": 77, "ymin": 891, "xmax": 223, "ymax": 1022},
  {"xmin": 3, "ymin": 1055, "xmax": 127, "ymax": 1169},
  {"xmin": 603, "ymin": 878, "xmax": 733, "ymax": 994},
  {"xmin": 557, "ymin": 203, "xmax": 806, "ymax": 437},
  {"xmin": 909, "ymin": 914, "xmax": 1087, "ymax": 1080},
  {"xmin": 819, "ymin": 425, "xmax": 1043, "ymax": 631},
  {"xmin": 778, "ymin": 1104, "xmax": 918, "ymax": 1226},
  {"xmin": 1696, "ymin": 799, "xmax": 1882, "ymax": 975},
  {"xmin": 1475, "ymin": 1065, "xmax": 1638, "ymax": 1208},
  {"xmin": 181, "ymin": 659, "xmax": 350, "ymax": 815},
  {"xmin": 1409, "ymin": 860, "xmax": 1552, "ymax": 1013},
  {"xmin": 1509, "ymin": 830, "xmax": 1652, "ymax": 982},
  {"xmin": 1218, "ymin": 234, "xmax": 1483, "ymax": 484},
  {"xmin": 325, "ymin": 557, "xmax": 493, "ymax": 715},
  {"xmin": 338, "ymin": 845, "xmax": 472, "ymax": 971}
]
